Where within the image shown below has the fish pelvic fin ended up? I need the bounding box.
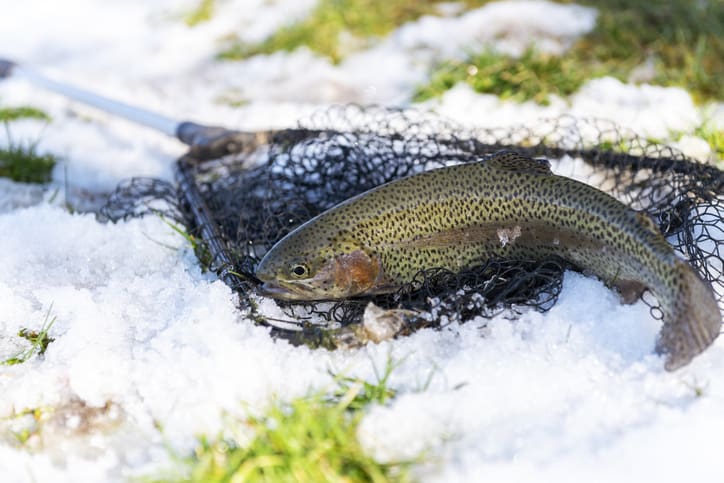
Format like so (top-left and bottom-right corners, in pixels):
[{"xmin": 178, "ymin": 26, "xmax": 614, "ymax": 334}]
[
  {"xmin": 656, "ymin": 262, "xmax": 722, "ymax": 371},
  {"xmin": 487, "ymin": 150, "xmax": 553, "ymax": 176},
  {"xmin": 613, "ymin": 278, "xmax": 647, "ymax": 305}
]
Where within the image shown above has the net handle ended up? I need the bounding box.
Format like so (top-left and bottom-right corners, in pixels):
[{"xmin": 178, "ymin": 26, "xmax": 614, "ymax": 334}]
[
  {"xmin": 0, "ymin": 58, "xmax": 238, "ymax": 147},
  {"xmin": 0, "ymin": 57, "xmax": 258, "ymax": 290}
]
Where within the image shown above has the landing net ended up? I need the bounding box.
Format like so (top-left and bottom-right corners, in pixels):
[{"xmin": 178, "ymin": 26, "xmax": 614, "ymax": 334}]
[{"xmin": 101, "ymin": 107, "xmax": 723, "ymax": 345}]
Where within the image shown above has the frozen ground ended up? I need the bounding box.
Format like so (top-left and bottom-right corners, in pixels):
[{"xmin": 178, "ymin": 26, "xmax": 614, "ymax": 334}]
[{"xmin": 0, "ymin": 1, "xmax": 722, "ymax": 481}]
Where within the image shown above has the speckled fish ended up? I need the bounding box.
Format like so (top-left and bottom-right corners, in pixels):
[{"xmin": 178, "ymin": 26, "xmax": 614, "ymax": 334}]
[{"xmin": 255, "ymin": 151, "xmax": 721, "ymax": 370}]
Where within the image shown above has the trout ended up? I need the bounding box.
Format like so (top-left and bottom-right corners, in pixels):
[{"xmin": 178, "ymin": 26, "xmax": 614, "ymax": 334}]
[{"xmin": 255, "ymin": 151, "xmax": 721, "ymax": 370}]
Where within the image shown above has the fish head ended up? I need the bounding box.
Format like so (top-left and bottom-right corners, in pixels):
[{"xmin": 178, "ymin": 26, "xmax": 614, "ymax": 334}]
[{"xmin": 255, "ymin": 231, "xmax": 385, "ymax": 301}]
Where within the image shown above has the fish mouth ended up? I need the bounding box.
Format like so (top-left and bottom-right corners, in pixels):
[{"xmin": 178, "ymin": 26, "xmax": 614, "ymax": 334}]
[
  {"xmin": 254, "ymin": 267, "xmax": 300, "ymax": 300},
  {"xmin": 257, "ymin": 280, "xmax": 319, "ymax": 301}
]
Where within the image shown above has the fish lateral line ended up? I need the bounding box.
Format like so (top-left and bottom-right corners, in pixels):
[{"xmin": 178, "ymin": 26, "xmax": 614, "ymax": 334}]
[{"xmin": 371, "ymin": 220, "xmax": 609, "ymax": 253}]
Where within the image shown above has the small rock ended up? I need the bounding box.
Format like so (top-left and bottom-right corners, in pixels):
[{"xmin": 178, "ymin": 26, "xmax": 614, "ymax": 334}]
[{"xmin": 361, "ymin": 302, "xmax": 415, "ymax": 343}]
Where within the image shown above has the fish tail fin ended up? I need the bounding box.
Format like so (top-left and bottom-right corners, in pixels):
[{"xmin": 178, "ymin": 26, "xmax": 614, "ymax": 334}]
[{"xmin": 656, "ymin": 261, "xmax": 721, "ymax": 371}]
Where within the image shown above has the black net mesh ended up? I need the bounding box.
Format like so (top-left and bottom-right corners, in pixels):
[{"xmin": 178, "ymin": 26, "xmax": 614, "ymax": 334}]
[{"xmin": 100, "ymin": 107, "xmax": 723, "ymax": 346}]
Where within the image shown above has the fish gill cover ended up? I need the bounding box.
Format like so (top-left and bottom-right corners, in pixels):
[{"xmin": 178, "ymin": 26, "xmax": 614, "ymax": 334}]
[{"xmin": 100, "ymin": 107, "xmax": 723, "ymax": 347}]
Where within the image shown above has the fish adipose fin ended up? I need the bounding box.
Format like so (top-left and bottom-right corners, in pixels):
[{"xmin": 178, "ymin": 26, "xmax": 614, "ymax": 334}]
[{"xmin": 487, "ymin": 151, "xmax": 553, "ymax": 175}]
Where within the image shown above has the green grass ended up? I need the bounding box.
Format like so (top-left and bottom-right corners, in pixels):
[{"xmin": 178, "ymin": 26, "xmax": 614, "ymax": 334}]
[
  {"xmin": 0, "ymin": 105, "xmax": 56, "ymax": 183},
  {"xmin": 151, "ymin": 358, "xmax": 414, "ymax": 482},
  {"xmin": 569, "ymin": 0, "xmax": 722, "ymax": 103},
  {"xmin": 681, "ymin": 377, "xmax": 709, "ymax": 398},
  {"xmin": 157, "ymin": 215, "xmax": 213, "ymax": 271},
  {"xmin": 415, "ymin": 48, "xmax": 588, "ymax": 105},
  {"xmin": 185, "ymin": 0, "xmax": 215, "ymax": 27},
  {"xmin": 0, "ymin": 138, "xmax": 58, "ymax": 184},
  {"xmin": 416, "ymin": 0, "xmax": 723, "ymax": 104},
  {"xmin": 218, "ymin": 0, "xmax": 474, "ymax": 64},
  {"xmin": 692, "ymin": 123, "xmax": 724, "ymax": 162},
  {"xmin": 329, "ymin": 354, "xmax": 399, "ymax": 411},
  {"xmin": 1, "ymin": 406, "xmax": 49, "ymax": 446},
  {"xmin": 1, "ymin": 306, "xmax": 56, "ymax": 366},
  {"xmin": 217, "ymin": 0, "xmax": 721, "ymax": 103},
  {"xmin": 160, "ymin": 215, "xmax": 201, "ymax": 250},
  {"xmin": 0, "ymin": 106, "xmax": 51, "ymax": 123}
]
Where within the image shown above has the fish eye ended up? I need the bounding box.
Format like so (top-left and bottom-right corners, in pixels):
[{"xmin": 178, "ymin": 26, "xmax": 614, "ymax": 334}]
[{"xmin": 290, "ymin": 263, "xmax": 310, "ymax": 278}]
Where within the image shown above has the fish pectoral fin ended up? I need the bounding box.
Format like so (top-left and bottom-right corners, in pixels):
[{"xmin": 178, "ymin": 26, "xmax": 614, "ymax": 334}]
[
  {"xmin": 364, "ymin": 281, "xmax": 400, "ymax": 296},
  {"xmin": 486, "ymin": 150, "xmax": 553, "ymax": 176},
  {"xmin": 612, "ymin": 278, "xmax": 647, "ymax": 304}
]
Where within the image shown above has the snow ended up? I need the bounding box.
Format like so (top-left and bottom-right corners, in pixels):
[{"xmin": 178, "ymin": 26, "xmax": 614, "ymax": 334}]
[
  {"xmin": 0, "ymin": 0, "xmax": 722, "ymax": 482},
  {"xmin": 427, "ymin": 78, "xmax": 703, "ymax": 141}
]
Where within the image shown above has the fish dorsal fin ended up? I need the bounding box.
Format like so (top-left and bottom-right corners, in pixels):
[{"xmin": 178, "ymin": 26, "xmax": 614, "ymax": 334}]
[{"xmin": 486, "ymin": 151, "xmax": 552, "ymax": 175}]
